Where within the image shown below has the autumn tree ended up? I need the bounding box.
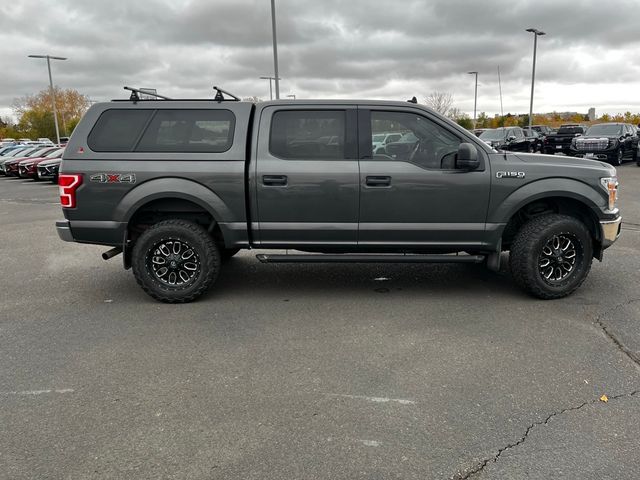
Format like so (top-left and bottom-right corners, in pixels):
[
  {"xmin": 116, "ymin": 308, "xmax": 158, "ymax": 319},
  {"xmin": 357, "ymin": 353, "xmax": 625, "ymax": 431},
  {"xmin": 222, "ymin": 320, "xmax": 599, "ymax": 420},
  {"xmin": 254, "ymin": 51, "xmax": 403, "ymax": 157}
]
[{"xmin": 12, "ymin": 87, "xmax": 90, "ymax": 139}]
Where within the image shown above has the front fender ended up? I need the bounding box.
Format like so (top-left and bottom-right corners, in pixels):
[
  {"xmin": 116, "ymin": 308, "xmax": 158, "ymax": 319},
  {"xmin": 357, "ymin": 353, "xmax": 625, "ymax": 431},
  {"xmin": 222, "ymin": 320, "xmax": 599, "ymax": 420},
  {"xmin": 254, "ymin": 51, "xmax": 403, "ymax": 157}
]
[{"xmin": 488, "ymin": 178, "xmax": 607, "ymax": 224}]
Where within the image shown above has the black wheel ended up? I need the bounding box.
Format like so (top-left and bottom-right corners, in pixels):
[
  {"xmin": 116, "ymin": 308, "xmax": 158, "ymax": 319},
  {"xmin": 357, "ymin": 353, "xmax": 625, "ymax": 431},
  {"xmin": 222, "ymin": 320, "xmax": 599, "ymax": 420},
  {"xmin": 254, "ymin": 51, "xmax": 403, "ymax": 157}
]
[
  {"xmin": 509, "ymin": 214, "xmax": 593, "ymax": 299},
  {"xmin": 220, "ymin": 248, "xmax": 241, "ymax": 262},
  {"xmin": 613, "ymin": 148, "xmax": 623, "ymax": 166},
  {"xmin": 527, "ymin": 144, "xmax": 534, "ymax": 153},
  {"xmin": 132, "ymin": 219, "xmax": 221, "ymax": 303}
]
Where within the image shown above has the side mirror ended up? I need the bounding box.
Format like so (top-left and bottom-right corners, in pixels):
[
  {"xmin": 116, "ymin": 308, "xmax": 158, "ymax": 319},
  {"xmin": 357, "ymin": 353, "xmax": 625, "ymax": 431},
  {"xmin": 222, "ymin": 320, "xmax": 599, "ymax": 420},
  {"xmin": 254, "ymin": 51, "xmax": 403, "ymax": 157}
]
[
  {"xmin": 456, "ymin": 143, "xmax": 480, "ymax": 170},
  {"xmin": 507, "ymin": 135, "xmax": 516, "ymax": 142}
]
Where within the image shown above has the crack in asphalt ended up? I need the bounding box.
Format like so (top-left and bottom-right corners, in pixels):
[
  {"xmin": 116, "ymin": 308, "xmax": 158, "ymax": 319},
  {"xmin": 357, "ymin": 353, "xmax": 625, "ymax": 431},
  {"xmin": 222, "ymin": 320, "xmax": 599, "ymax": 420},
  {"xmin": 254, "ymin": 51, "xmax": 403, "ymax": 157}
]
[
  {"xmin": 452, "ymin": 300, "xmax": 640, "ymax": 479},
  {"xmin": 594, "ymin": 298, "xmax": 640, "ymax": 369},
  {"xmin": 451, "ymin": 390, "xmax": 640, "ymax": 480}
]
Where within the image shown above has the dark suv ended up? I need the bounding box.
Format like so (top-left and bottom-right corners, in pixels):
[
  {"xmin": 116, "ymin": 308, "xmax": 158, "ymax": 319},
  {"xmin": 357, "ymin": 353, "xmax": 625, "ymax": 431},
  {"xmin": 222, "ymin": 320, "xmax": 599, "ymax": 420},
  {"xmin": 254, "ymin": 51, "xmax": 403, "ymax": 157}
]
[
  {"xmin": 571, "ymin": 123, "xmax": 639, "ymax": 165},
  {"xmin": 55, "ymin": 87, "xmax": 622, "ymax": 303}
]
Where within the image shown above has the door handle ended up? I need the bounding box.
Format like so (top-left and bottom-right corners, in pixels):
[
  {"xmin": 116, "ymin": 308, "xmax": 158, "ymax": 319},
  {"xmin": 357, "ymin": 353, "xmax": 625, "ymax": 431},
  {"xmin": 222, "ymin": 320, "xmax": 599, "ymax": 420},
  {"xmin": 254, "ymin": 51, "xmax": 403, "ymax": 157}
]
[
  {"xmin": 366, "ymin": 175, "xmax": 391, "ymax": 187},
  {"xmin": 262, "ymin": 175, "xmax": 288, "ymax": 186}
]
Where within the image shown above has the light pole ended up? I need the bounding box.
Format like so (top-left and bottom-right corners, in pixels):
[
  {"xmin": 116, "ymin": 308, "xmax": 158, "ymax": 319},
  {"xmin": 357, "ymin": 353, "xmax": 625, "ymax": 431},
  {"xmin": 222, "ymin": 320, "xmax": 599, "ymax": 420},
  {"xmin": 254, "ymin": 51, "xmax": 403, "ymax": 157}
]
[
  {"xmin": 467, "ymin": 71, "xmax": 478, "ymax": 129},
  {"xmin": 526, "ymin": 28, "xmax": 545, "ymax": 129},
  {"xmin": 259, "ymin": 76, "xmax": 281, "ymax": 100},
  {"xmin": 270, "ymin": 0, "xmax": 280, "ymax": 99},
  {"xmin": 286, "ymin": 94, "xmax": 296, "ymax": 100},
  {"xmin": 28, "ymin": 54, "xmax": 66, "ymax": 145}
]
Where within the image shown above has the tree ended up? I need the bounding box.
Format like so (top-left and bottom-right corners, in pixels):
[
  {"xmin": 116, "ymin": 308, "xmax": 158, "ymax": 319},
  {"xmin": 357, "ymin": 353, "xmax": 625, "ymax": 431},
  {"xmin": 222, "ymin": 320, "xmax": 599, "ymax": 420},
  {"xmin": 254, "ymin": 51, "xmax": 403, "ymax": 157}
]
[
  {"xmin": 456, "ymin": 116, "xmax": 473, "ymax": 130},
  {"xmin": 12, "ymin": 87, "xmax": 90, "ymax": 138},
  {"xmin": 424, "ymin": 92, "xmax": 454, "ymax": 116},
  {"xmin": 242, "ymin": 96, "xmax": 263, "ymax": 103},
  {"xmin": 476, "ymin": 112, "xmax": 490, "ymax": 128}
]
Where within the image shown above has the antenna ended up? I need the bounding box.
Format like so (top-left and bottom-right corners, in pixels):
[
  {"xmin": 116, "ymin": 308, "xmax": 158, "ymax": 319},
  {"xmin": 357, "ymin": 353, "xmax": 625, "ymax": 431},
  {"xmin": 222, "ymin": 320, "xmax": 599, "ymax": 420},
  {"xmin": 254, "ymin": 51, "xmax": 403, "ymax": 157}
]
[
  {"xmin": 407, "ymin": 96, "xmax": 418, "ymax": 104},
  {"xmin": 213, "ymin": 86, "xmax": 240, "ymax": 102}
]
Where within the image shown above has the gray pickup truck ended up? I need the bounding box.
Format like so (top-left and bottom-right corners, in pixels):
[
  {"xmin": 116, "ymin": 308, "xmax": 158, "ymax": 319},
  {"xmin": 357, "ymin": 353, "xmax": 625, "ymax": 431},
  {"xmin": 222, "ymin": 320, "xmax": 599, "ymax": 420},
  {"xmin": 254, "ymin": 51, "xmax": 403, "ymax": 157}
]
[{"xmin": 56, "ymin": 87, "xmax": 622, "ymax": 303}]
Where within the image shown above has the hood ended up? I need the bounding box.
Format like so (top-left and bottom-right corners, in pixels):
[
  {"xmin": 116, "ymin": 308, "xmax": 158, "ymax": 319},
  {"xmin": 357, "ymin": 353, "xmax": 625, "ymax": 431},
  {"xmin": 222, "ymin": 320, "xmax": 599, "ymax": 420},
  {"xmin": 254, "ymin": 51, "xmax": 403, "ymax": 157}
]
[
  {"xmin": 580, "ymin": 134, "xmax": 620, "ymax": 140},
  {"xmin": 38, "ymin": 158, "xmax": 62, "ymax": 167},
  {"xmin": 511, "ymin": 152, "xmax": 614, "ymax": 171}
]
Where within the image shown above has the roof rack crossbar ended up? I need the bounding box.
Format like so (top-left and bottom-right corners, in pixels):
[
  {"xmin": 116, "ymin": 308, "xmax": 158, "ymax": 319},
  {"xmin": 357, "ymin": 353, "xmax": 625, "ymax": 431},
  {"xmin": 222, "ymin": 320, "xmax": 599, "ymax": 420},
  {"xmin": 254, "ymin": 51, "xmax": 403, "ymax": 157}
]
[
  {"xmin": 213, "ymin": 86, "xmax": 240, "ymax": 102},
  {"xmin": 124, "ymin": 86, "xmax": 172, "ymax": 102}
]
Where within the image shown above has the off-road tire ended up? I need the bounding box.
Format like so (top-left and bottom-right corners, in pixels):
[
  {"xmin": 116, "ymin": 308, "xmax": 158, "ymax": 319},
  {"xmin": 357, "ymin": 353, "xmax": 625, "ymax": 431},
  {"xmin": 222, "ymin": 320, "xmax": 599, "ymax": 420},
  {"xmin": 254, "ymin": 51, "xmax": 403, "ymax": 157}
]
[
  {"xmin": 509, "ymin": 214, "xmax": 593, "ymax": 300},
  {"xmin": 132, "ymin": 219, "xmax": 221, "ymax": 303},
  {"xmin": 220, "ymin": 248, "xmax": 241, "ymax": 262}
]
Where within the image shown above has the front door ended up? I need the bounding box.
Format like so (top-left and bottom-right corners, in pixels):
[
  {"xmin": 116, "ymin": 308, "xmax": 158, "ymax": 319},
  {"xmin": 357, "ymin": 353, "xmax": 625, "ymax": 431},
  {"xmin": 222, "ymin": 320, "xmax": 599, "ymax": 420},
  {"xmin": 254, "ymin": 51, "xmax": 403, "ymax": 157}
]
[
  {"xmin": 254, "ymin": 106, "xmax": 359, "ymax": 247},
  {"xmin": 358, "ymin": 107, "xmax": 491, "ymax": 249}
]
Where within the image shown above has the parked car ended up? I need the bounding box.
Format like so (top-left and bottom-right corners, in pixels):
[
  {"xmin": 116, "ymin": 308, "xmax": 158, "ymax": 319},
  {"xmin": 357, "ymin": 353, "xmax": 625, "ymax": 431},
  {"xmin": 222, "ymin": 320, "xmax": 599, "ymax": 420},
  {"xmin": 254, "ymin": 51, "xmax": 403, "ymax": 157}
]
[
  {"xmin": 3, "ymin": 146, "xmax": 59, "ymax": 176},
  {"xmin": 0, "ymin": 146, "xmax": 41, "ymax": 174},
  {"xmin": 37, "ymin": 156, "xmax": 63, "ymax": 182},
  {"xmin": 570, "ymin": 123, "xmax": 639, "ymax": 166},
  {"xmin": 522, "ymin": 128, "xmax": 544, "ymax": 152},
  {"xmin": 371, "ymin": 132, "xmax": 403, "ymax": 154},
  {"xmin": 55, "ymin": 89, "xmax": 621, "ymax": 302},
  {"xmin": 543, "ymin": 124, "xmax": 587, "ymax": 155},
  {"xmin": 37, "ymin": 137, "xmax": 53, "ymax": 144},
  {"xmin": 472, "ymin": 128, "xmax": 490, "ymax": 137},
  {"xmin": 18, "ymin": 147, "xmax": 64, "ymax": 180},
  {"xmin": 531, "ymin": 125, "xmax": 554, "ymax": 136},
  {"xmin": 479, "ymin": 127, "xmax": 532, "ymax": 152}
]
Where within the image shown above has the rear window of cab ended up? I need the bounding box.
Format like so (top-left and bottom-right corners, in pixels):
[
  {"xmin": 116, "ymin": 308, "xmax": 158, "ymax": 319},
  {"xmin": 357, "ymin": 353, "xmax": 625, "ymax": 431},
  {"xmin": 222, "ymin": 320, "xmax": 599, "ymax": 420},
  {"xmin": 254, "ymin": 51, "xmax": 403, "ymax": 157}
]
[{"xmin": 87, "ymin": 109, "xmax": 235, "ymax": 153}]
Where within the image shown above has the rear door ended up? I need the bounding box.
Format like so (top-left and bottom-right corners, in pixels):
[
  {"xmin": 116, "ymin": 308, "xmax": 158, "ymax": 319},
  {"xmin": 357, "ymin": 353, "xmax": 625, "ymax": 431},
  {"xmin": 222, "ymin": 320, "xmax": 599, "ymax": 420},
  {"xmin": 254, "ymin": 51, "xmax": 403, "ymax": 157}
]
[
  {"xmin": 357, "ymin": 107, "xmax": 491, "ymax": 248},
  {"xmin": 253, "ymin": 105, "xmax": 359, "ymax": 247}
]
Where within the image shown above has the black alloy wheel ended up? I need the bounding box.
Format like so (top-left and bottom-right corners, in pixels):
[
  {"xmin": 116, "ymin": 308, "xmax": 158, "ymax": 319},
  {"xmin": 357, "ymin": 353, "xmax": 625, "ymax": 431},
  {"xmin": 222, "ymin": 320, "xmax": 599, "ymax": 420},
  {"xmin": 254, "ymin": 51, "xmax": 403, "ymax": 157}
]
[{"xmin": 132, "ymin": 219, "xmax": 221, "ymax": 303}]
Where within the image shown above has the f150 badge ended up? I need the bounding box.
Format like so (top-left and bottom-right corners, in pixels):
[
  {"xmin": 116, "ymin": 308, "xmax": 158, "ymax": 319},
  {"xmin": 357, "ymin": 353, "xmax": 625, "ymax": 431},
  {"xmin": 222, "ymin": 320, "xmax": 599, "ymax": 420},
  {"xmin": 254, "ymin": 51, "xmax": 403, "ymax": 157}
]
[
  {"xmin": 90, "ymin": 173, "xmax": 136, "ymax": 184},
  {"xmin": 496, "ymin": 171, "xmax": 525, "ymax": 179}
]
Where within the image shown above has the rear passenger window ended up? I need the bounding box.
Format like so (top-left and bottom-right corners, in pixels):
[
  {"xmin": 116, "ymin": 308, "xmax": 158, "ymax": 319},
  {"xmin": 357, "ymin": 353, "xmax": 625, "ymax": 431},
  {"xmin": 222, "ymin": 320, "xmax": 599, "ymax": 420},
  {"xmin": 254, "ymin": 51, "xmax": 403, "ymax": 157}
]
[
  {"xmin": 136, "ymin": 109, "xmax": 235, "ymax": 153},
  {"xmin": 88, "ymin": 109, "xmax": 153, "ymax": 152},
  {"xmin": 270, "ymin": 110, "xmax": 345, "ymax": 159}
]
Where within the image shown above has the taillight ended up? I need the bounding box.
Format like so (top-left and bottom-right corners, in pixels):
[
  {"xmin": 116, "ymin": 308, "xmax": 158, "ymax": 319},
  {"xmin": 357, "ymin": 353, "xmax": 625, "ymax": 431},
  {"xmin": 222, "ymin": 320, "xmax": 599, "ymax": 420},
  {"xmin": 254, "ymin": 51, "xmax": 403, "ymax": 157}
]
[{"xmin": 59, "ymin": 174, "xmax": 82, "ymax": 208}]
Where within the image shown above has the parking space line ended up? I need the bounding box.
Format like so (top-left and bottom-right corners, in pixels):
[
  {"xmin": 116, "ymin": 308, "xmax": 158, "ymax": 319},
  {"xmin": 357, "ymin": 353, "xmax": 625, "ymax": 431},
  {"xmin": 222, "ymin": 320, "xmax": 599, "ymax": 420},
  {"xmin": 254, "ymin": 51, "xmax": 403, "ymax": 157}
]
[
  {"xmin": 326, "ymin": 393, "xmax": 415, "ymax": 405},
  {"xmin": 1, "ymin": 388, "xmax": 74, "ymax": 395}
]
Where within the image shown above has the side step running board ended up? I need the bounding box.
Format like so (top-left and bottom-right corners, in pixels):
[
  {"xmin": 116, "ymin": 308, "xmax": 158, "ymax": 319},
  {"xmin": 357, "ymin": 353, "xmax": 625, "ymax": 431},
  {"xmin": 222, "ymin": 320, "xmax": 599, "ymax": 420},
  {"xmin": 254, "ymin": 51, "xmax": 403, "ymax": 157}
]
[{"xmin": 256, "ymin": 253, "xmax": 485, "ymax": 264}]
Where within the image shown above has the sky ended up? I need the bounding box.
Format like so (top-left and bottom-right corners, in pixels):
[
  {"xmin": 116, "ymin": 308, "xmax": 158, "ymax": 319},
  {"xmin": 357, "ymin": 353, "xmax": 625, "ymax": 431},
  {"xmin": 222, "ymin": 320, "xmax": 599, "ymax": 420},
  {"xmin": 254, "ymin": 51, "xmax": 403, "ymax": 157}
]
[{"xmin": 1, "ymin": 0, "xmax": 640, "ymax": 122}]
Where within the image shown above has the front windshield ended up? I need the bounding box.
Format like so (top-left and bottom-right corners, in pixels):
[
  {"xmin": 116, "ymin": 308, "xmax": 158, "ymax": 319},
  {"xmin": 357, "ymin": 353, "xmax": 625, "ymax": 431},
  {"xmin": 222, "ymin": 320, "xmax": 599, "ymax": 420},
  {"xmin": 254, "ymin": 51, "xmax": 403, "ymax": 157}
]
[
  {"xmin": 8, "ymin": 148, "xmax": 32, "ymax": 157},
  {"xmin": 586, "ymin": 124, "xmax": 623, "ymax": 136},
  {"xmin": 479, "ymin": 129, "xmax": 505, "ymax": 141}
]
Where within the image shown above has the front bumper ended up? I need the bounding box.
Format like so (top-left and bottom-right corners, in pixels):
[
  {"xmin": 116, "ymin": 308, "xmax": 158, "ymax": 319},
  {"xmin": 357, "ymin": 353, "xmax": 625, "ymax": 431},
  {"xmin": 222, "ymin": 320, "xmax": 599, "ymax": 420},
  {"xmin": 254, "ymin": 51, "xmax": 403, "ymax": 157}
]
[
  {"xmin": 600, "ymin": 216, "xmax": 622, "ymax": 248},
  {"xmin": 573, "ymin": 148, "xmax": 616, "ymax": 161},
  {"xmin": 56, "ymin": 220, "xmax": 74, "ymax": 242}
]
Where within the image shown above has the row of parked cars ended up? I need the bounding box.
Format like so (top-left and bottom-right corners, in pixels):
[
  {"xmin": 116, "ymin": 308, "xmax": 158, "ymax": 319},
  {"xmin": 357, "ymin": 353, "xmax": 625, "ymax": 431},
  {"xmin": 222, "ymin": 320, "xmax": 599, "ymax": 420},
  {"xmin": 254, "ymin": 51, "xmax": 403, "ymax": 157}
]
[
  {"xmin": 474, "ymin": 123, "xmax": 640, "ymax": 166},
  {"xmin": 0, "ymin": 144, "xmax": 64, "ymax": 181}
]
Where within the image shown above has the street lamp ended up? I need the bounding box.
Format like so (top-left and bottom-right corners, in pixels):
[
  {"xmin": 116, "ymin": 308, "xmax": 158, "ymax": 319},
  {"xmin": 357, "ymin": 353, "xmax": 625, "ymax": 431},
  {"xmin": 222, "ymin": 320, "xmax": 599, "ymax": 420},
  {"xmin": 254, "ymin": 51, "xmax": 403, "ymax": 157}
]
[
  {"xmin": 259, "ymin": 76, "xmax": 281, "ymax": 100},
  {"xmin": 270, "ymin": 0, "xmax": 280, "ymax": 99},
  {"xmin": 467, "ymin": 71, "xmax": 478, "ymax": 129},
  {"xmin": 28, "ymin": 54, "xmax": 67, "ymax": 145},
  {"xmin": 526, "ymin": 28, "xmax": 546, "ymax": 129},
  {"xmin": 286, "ymin": 94, "xmax": 296, "ymax": 100}
]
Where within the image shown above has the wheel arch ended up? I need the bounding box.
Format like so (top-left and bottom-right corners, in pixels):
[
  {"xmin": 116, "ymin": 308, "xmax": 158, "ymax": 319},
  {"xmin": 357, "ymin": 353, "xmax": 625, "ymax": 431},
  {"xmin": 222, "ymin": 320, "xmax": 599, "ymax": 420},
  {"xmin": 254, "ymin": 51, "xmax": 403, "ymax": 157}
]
[{"xmin": 499, "ymin": 194, "xmax": 603, "ymax": 258}]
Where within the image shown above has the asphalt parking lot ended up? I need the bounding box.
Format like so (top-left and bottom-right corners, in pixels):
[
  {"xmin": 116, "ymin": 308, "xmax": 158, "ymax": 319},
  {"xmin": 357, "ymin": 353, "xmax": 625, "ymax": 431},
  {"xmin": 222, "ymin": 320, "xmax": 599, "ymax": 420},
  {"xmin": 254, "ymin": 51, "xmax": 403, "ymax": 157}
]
[{"xmin": 1, "ymin": 165, "xmax": 639, "ymax": 480}]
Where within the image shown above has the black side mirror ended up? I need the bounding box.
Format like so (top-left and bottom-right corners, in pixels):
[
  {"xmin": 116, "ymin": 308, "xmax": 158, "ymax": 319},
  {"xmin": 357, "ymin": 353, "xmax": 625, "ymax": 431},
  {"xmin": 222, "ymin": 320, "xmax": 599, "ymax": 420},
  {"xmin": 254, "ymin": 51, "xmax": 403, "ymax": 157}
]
[
  {"xmin": 507, "ymin": 135, "xmax": 516, "ymax": 142},
  {"xmin": 456, "ymin": 143, "xmax": 480, "ymax": 170}
]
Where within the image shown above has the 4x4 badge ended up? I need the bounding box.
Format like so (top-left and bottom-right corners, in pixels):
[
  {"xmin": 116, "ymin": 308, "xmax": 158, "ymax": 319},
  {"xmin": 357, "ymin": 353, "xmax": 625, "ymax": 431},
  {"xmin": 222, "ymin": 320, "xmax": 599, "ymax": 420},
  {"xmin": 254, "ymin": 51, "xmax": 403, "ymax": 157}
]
[
  {"xmin": 90, "ymin": 173, "xmax": 136, "ymax": 184},
  {"xmin": 496, "ymin": 171, "xmax": 525, "ymax": 179}
]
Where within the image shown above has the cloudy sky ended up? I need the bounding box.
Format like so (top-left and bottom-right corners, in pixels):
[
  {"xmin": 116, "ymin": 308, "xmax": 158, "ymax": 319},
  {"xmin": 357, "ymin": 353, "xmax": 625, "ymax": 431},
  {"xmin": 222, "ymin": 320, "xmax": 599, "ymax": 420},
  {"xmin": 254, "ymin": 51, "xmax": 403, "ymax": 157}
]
[{"xmin": 1, "ymin": 0, "xmax": 640, "ymax": 121}]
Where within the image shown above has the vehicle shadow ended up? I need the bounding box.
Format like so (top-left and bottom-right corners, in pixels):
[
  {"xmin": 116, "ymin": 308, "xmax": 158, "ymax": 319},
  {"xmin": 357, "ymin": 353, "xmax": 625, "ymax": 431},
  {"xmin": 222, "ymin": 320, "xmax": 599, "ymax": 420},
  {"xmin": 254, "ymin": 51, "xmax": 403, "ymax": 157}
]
[{"xmin": 200, "ymin": 253, "xmax": 522, "ymax": 301}]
